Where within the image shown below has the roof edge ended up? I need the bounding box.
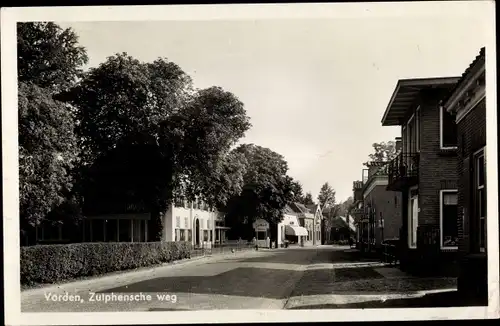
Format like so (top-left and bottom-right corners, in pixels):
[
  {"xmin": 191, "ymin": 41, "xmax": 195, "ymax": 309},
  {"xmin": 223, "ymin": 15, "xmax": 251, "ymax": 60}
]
[{"xmin": 381, "ymin": 76, "xmax": 461, "ymax": 126}]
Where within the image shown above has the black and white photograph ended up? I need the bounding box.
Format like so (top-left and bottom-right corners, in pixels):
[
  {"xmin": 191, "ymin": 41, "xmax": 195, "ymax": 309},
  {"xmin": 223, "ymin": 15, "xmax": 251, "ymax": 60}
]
[{"xmin": 2, "ymin": 2, "xmax": 499, "ymax": 325}]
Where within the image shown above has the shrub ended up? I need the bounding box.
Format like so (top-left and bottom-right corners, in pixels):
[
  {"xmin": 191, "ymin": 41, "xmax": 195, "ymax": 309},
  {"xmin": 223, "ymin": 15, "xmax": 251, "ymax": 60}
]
[{"xmin": 20, "ymin": 241, "xmax": 192, "ymax": 286}]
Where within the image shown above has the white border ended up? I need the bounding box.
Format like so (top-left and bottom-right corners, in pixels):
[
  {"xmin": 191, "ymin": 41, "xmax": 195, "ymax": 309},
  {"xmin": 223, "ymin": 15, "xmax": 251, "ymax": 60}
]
[
  {"xmin": 1, "ymin": 2, "xmax": 498, "ymax": 324},
  {"xmin": 439, "ymin": 189, "xmax": 458, "ymax": 250}
]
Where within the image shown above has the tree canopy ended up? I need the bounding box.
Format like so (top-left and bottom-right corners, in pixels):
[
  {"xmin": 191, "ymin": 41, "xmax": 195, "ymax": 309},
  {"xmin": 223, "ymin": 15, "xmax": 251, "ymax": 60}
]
[
  {"xmin": 224, "ymin": 144, "xmax": 295, "ymax": 231},
  {"xmin": 58, "ymin": 52, "xmax": 251, "ymax": 240},
  {"xmin": 317, "ymin": 182, "xmax": 336, "ymax": 209},
  {"xmin": 17, "ymin": 22, "xmax": 88, "ymax": 233},
  {"xmin": 17, "ymin": 22, "xmax": 88, "ymax": 93},
  {"xmin": 363, "ymin": 141, "xmax": 399, "ymax": 166}
]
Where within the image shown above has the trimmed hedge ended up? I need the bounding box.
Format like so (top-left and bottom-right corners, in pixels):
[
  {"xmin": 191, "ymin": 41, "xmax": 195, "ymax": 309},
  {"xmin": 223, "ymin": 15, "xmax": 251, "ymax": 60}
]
[{"xmin": 20, "ymin": 241, "xmax": 192, "ymax": 286}]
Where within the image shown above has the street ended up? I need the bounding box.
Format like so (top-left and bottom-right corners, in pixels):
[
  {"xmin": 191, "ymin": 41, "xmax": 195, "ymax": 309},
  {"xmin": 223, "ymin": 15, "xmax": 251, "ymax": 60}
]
[{"xmin": 21, "ymin": 246, "xmax": 458, "ymax": 312}]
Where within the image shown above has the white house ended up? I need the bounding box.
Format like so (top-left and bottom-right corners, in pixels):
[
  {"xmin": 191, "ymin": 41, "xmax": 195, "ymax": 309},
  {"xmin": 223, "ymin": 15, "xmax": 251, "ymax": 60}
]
[{"xmin": 163, "ymin": 198, "xmax": 225, "ymax": 248}]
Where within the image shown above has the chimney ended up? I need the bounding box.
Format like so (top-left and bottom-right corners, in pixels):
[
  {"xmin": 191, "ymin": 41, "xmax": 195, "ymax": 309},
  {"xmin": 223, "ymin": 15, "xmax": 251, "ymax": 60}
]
[{"xmin": 395, "ymin": 137, "xmax": 402, "ymax": 152}]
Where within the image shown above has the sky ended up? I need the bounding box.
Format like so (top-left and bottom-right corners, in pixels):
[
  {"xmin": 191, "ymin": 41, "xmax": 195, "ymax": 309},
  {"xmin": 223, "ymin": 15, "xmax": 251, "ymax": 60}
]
[{"xmin": 57, "ymin": 4, "xmax": 491, "ymax": 202}]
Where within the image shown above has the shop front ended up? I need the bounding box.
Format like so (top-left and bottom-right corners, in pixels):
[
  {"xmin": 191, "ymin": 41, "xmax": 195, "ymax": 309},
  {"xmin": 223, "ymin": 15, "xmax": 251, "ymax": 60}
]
[{"xmin": 252, "ymin": 219, "xmax": 270, "ymax": 247}]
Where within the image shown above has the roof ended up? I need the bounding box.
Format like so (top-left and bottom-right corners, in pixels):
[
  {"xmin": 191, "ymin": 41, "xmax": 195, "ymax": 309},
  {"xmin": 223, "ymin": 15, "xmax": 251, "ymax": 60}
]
[
  {"xmin": 331, "ymin": 216, "xmax": 356, "ymax": 232},
  {"xmin": 306, "ymin": 204, "xmax": 321, "ymax": 215},
  {"xmin": 283, "ymin": 204, "xmax": 297, "ymax": 215},
  {"xmin": 381, "ymin": 77, "xmax": 460, "ymax": 126},
  {"xmin": 444, "ymin": 47, "xmax": 486, "ymax": 111},
  {"xmin": 290, "ymin": 202, "xmax": 313, "ymax": 216}
]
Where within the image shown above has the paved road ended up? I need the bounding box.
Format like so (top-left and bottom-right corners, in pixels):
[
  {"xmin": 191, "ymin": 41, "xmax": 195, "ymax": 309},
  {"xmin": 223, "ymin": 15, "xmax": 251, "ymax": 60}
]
[{"xmin": 21, "ymin": 245, "xmax": 457, "ymax": 312}]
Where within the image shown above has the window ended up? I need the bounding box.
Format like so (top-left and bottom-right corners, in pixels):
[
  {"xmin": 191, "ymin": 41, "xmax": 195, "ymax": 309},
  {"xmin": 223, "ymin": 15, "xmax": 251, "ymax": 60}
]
[
  {"xmin": 440, "ymin": 190, "xmax": 458, "ymax": 249},
  {"xmin": 188, "ymin": 230, "xmax": 192, "ymax": 242},
  {"xmin": 118, "ymin": 219, "xmax": 131, "ymax": 242},
  {"xmin": 440, "ymin": 105, "xmax": 457, "ymax": 149},
  {"xmin": 475, "ymin": 150, "xmax": 486, "ymax": 252},
  {"xmin": 210, "ymin": 230, "xmax": 213, "ymax": 242},
  {"xmin": 408, "ymin": 188, "xmax": 418, "ymax": 248},
  {"xmin": 203, "ymin": 230, "xmax": 208, "ymax": 242},
  {"xmin": 175, "ymin": 216, "xmax": 180, "ymax": 229},
  {"xmin": 175, "ymin": 229, "xmax": 180, "ymax": 241},
  {"xmin": 180, "ymin": 229, "xmax": 186, "ymax": 241},
  {"xmin": 184, "ymin": 217, "xmax": 189, "ymax": 229}
]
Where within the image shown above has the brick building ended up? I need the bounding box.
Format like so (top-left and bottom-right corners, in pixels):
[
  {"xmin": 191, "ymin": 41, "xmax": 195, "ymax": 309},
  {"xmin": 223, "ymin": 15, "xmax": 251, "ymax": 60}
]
[
  {"xmin": 381, "ymin": 76, "xmax": 461, "ymax": 274},
  {"xmin": 443, "ymin": 47, "xmax": 487, "ymax": 302},
  {"xmin": 362, "ymin": 161, "xmax": 402, "ymax": 252}
]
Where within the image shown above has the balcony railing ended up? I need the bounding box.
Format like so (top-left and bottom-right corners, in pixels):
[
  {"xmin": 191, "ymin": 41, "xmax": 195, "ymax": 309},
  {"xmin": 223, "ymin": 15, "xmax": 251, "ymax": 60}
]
[{"xmin": 387, "ymin": 152, "xmax": 419, "ymax": 187}]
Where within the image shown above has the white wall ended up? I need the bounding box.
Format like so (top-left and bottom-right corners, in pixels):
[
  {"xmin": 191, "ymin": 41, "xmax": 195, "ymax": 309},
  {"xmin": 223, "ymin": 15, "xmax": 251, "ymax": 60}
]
[{"xmin": 164, "ymin": 202, "xmax": 217, "ymax": 245}]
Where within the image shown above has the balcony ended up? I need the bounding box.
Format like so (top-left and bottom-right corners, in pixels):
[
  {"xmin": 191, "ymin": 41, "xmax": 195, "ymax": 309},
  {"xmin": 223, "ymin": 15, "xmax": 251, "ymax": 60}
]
[{"xmin": 387, "ymin": 152, "xmax": 419, "ymax": 191}]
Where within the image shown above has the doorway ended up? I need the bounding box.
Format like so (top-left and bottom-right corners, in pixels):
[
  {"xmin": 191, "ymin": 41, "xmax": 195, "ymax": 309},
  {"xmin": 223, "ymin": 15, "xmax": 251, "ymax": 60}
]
[
  {"xmin": 195, "ymin": 219, "xmax": 200, "ymax": 247},
  {"xmin": 409, "ymin": 191, "xmax": 418, "ymax": 248}
]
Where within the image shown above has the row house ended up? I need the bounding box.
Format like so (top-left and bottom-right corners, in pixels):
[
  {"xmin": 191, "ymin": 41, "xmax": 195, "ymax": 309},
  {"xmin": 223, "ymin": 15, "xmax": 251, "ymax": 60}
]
[
  {"xmin": 361, "ymin": 160, "xmax": 402, "ymax": 252},
  {"xmin": 288, "ymin": 202, "xmax": 323, "ymax": 246},
  {"xmin": 350, "ymin": 161, "xmax": 402, "ymax": 253},
  {"xmin": 443, "ymin": 47, "xmax": 487, "ymax": 302},
  {"xmin": 381, "ymin": 75, "xmax": 461, "ymax": 274}
]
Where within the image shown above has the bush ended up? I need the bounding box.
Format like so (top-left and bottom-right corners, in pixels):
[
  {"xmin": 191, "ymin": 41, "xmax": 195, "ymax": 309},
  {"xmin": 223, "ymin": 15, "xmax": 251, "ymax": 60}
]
[
  {"xmin": 332, "ymin": 240, "xmax": 349, "ymax": 245},
  {"xmin": 20, "ymin": 241, "xmax": 192, "ymax": 286}
]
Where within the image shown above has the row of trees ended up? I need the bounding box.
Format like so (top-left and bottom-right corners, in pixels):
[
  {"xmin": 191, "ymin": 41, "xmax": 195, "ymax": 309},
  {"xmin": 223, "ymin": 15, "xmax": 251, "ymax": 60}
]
[{"xmin": 18, "ymin": 22, "xmax": 310, "ymax": 243}]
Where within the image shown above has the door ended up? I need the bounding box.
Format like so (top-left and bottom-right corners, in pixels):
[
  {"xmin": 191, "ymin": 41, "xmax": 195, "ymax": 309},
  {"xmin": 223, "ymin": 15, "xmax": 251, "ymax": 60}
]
[
  {"xmin": 409, "ymin": 195, "xmax": 418, "ymax": 248},
  {"xmin": 195, "ymin": 219, "xmax": 200, "ymax": 247}
]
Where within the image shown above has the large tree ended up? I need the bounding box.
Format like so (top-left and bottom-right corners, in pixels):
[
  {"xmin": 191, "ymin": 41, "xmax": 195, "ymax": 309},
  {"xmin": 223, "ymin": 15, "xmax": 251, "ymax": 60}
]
[
  {"xmin": 317, "ymin": 182, "xmax": 336, "ymax": 209},
  {"xmin": 224, "ymin": 144, "xmax": 295, "ymax": 239},
  {"xmin": 18, "ymin": 22, "xmax": 88, "ymax": 93},
  {"xmin": 289, "ymin": 179, "xmax": 305, "ymax": 203},
  {"xmin": 60, "ymin": 53, "xmax": 251, "ymax": 240},
  {"xmin": 302, "ymin": 192, "xmax": 315, "ymax": 206},
  {"xmin": 17, "ymin": 22, "xmax": 88, "ymax": 239},
  {"xmin": 363, "ymin": 141, "xmax": 399, "ymax": 166}
]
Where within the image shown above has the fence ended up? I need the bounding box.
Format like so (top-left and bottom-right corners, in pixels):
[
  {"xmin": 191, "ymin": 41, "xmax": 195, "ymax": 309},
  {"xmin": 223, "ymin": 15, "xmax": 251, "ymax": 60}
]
[
  {"xmin": 381, "ymin": 240, "xmax": 399, "ymax": 266},
  {"xmin": 190, "ymin": 240, "xmax": 256, "ymax": 259}
]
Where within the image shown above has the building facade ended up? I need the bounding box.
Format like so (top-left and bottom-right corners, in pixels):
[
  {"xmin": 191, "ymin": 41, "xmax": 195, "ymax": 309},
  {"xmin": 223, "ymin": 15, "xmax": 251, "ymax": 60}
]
[
  {"xmin": 443, "ymin": 47, "xmax": 487, "ymax": 301},
  {"xmin": 163, "ymin": 198, "xmax": 219, "ymax": 248},
  {"xmin": 362, "ymin": 161, "xmax": 402, "ymax": 251},
  {"xmin": 382, "ymin": 76, "xmax": 461, "ymax": 274}
]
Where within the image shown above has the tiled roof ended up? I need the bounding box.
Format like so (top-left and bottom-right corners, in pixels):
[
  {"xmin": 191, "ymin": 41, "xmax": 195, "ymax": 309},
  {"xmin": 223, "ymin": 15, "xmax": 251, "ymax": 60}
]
[{"xmin": 443, "ymin": 47, "xmax": 485, "ymax": 105}]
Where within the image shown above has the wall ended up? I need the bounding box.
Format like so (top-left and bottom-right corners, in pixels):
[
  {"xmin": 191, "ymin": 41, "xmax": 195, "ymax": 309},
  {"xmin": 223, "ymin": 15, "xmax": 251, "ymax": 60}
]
[
  {"xmin": 166, "ymin": 204, "xmax": 216, "ymax": 245},
  {"xmin": 278, "ymin": 214, "xmax": 300, "ymax": 245},
  {"xmin": 457, "ymin": 98, "xmax": 486, "ymax": 255},
  {"xmin": 456, "ymin": 98, "xmax": 487, "ymax": 298},
  {"xmin": 363, "ymin": 178, "xmax": 402, "ymax": 245},
  {"xmin": 418, "ymin": 89, "xmax": 458, "ymax": 229}
]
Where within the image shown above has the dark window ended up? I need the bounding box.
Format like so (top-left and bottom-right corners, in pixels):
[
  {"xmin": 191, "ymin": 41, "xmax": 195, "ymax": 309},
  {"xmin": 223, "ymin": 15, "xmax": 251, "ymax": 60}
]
[
  {"xmin": 188, "ymin": 230, "xmax": 192, "ymax": 242},
  {"xmin": 210, "ymin": 230, "xmax": 213, "ymax": 242},
  {"xmin": 180, "ymin": 229, "xmax": 185, "ymax": 241},
  {"xmin": 441, "ymin": 106, "xmax": 457, "ymax": 148},
  {"xmin": 119, "ymin": 219, "xmax": 131, "ymax": 242},
  {"xmin": 203, "ymin": 230, "xmax": 208, "ymax": 241},
  {"xmin": 441, "ymin": 192, "xmax": 458, "ymax": 247},
  {"xmin": 394, "ymin": 196, "xmax": 398, "ymax": 207}
]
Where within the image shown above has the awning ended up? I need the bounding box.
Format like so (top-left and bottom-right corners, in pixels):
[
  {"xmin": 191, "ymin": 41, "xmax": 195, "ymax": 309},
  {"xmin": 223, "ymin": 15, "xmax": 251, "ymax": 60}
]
[{"xmin": 285, "ymin": 225, "xmax": 308, "ymax": 236}]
